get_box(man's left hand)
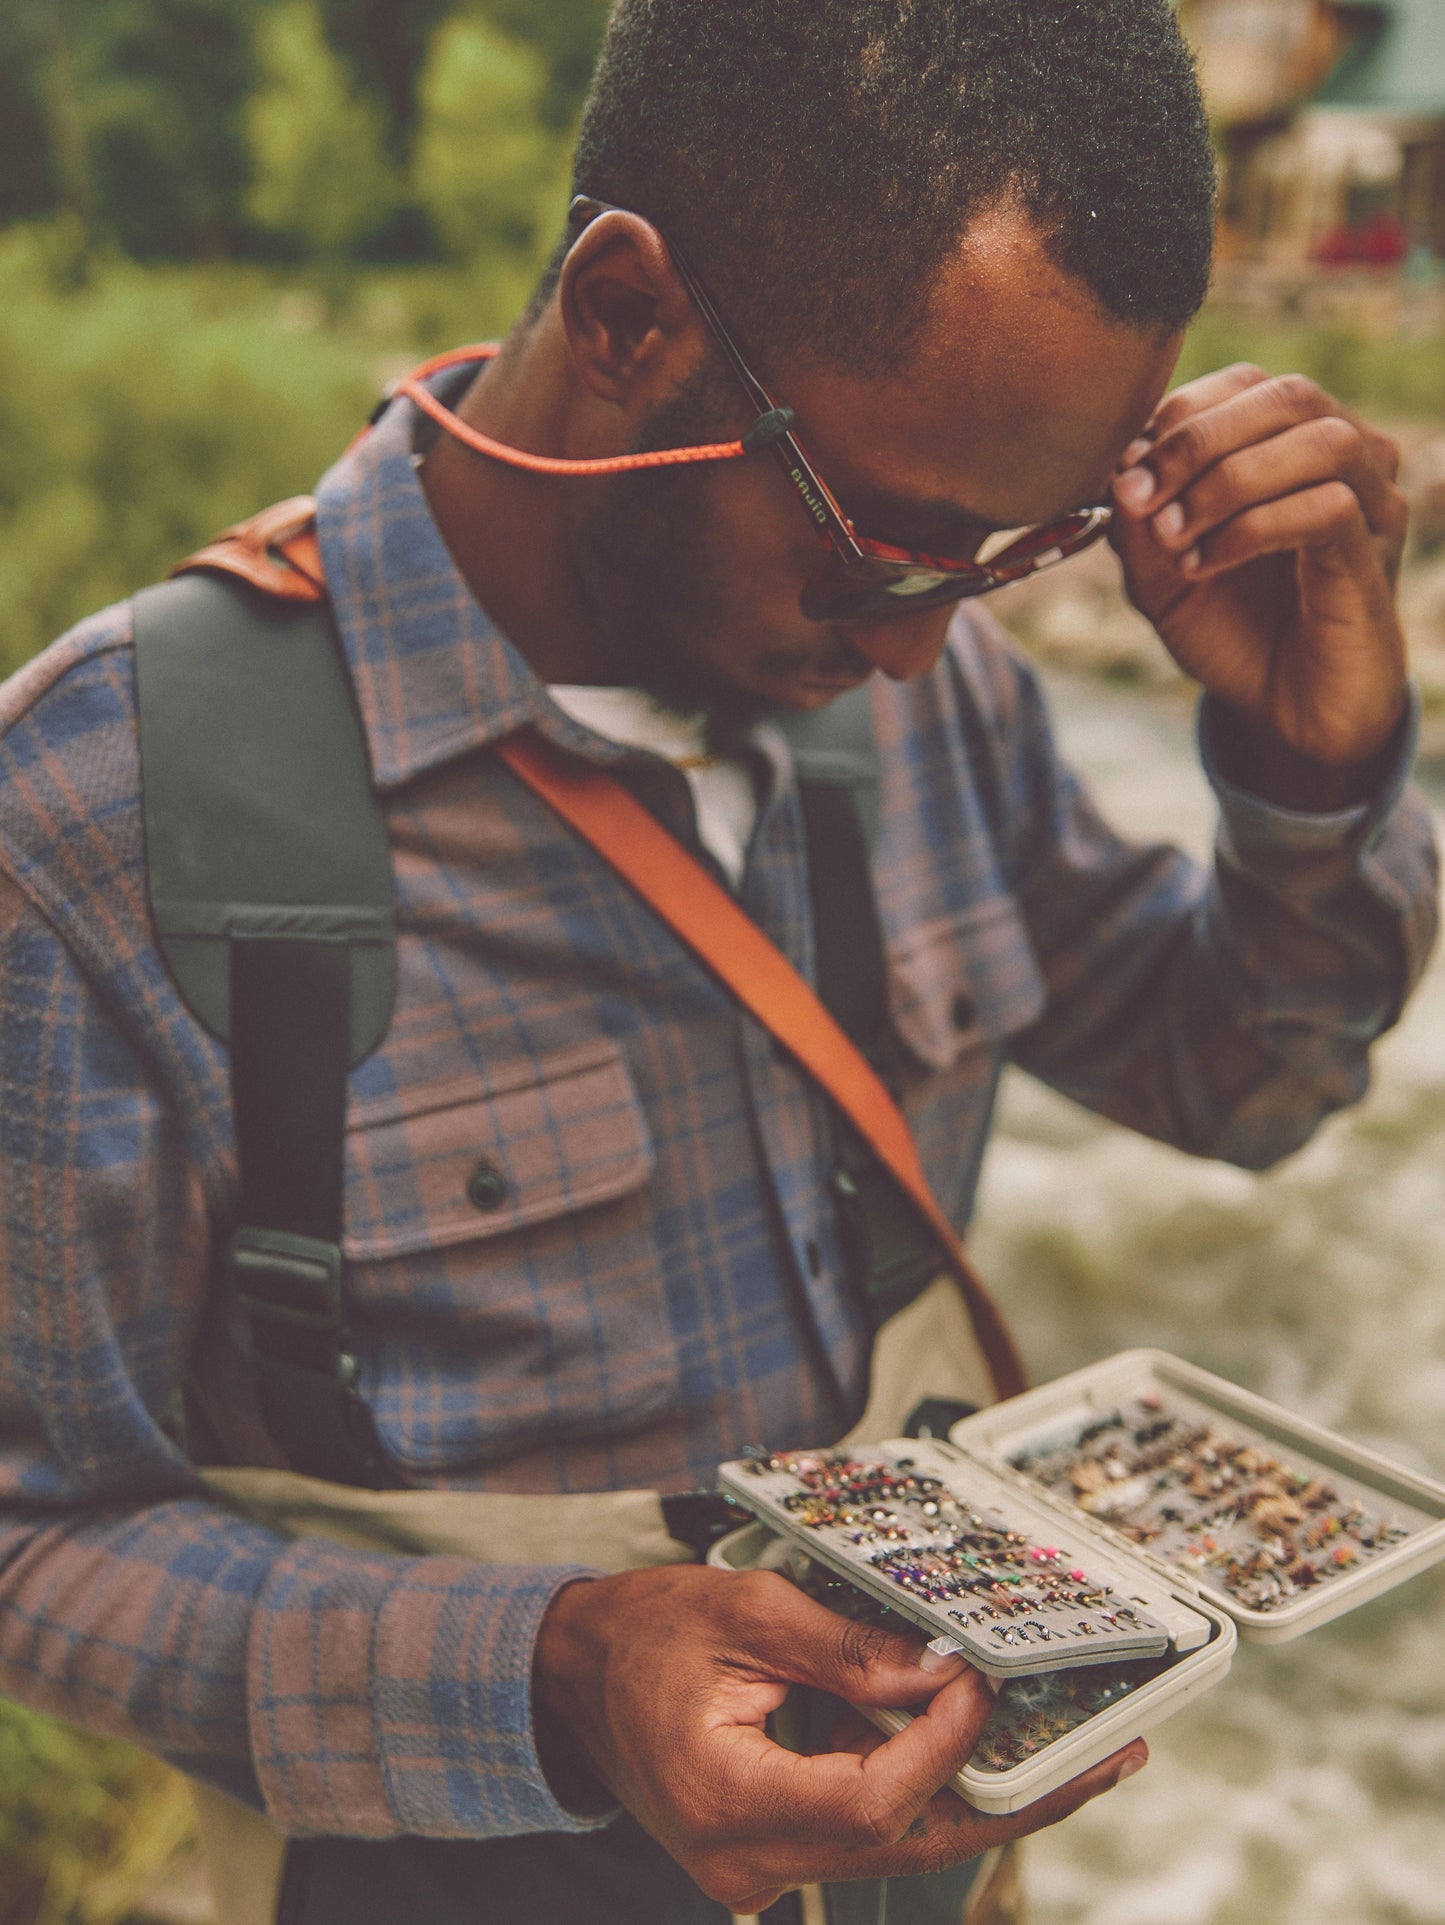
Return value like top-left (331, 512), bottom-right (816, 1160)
top-left (1110, 363), bottom-right (1410, 810)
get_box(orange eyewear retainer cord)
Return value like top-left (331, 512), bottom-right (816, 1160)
top-left (391, 343), bottom-right (795, 479)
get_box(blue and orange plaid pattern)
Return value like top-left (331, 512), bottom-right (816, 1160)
top-left (0, 380), bottom-right (1434, 1838)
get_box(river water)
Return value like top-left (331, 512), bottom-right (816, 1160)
top-left (976, 668), bottom-right (1445, 1925)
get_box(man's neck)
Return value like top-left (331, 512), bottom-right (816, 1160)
top-left (416, 320), bottom-right (619, 685)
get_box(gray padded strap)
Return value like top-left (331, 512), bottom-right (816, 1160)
top-left (774, 681), bottom-right (880, 850)
top-left (133, 574), bottom-right (396, 1067)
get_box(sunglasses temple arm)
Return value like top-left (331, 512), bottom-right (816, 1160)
top-left (656, 252), bottom-right (852, 544)
top-left (569, 195), bottom-right (856, 548)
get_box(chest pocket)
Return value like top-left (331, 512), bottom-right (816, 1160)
top-left (887, 897), bottom-right (1045, 1073)
top-left (342, 1037), bottom-right (672, 1471)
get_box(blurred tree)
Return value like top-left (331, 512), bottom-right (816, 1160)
top-left (248, 0), bottom-right (405, 262)
top-left (412, 11), bottom-right (572, 270)
top-left (0, 1), bottom-right (265, 259)
top-left (318, 0), bottom-right (455, 163)
top-left (0, 69), bottom-right (57, 226)
top-left (316, 0), bottom-right (609, 160)
top-left (82, 0), bottom-right (265, 258)
top-left (0, 3), bottom-right (92, 237)
top-left (481, 0), bottom-right (611, 131)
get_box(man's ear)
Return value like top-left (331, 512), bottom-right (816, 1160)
top-left (558, 211), bottom-right (701, 404)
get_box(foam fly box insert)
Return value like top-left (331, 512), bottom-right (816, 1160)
top-left (716, 1442), bottom-right (1207, 1677)
top-left (712, 1349), bottom-right (1445, 1813)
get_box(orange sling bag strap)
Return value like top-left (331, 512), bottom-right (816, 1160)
top-left (174, 503), bottom-right (1028, 1405)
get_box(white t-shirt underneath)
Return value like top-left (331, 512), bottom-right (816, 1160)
top-left (548, 685), bottom-right (757, 891)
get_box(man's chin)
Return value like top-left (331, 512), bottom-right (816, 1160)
top-left (623, 626), bottom-right (873, 723)
top-left (731, 663), bottom-right (873, 711)
top-left (771, 674), bottom-right (872, 709)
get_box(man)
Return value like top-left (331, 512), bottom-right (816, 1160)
top-left (0, 2), bottom-right (1433, 1922)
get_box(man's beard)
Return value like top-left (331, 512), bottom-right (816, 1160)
top-left (566, 364), bottom-right (770, 734)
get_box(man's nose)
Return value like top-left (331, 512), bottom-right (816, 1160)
top-left (842, 609), bottom-right (955, 681)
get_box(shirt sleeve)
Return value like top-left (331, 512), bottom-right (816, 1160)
top-left (999, 665), bottom-right (1438, 1169)
top-left (0, 868), bottom-right (605, 1841)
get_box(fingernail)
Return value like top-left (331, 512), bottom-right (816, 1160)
top-left (1112, 467), bottom-right (1155, 511)
top-left (1180, 546), bottom-right (1201, 575)
top-left (1154, 501), bottom-right (1185, 540)
top-left (1114, 1751), bottom-right (1147, 1784)
top-left (919, 1644), bottom-right (966, 1674)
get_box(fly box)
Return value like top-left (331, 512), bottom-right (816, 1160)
top-left (713, 1348), bottom-right (1445, 1813)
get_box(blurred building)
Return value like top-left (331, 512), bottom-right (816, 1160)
top-left (1182, 0), bottom-right (1445, 268)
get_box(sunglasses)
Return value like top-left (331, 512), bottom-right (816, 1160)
top-left (395, 201), bottom-right (1112, 627)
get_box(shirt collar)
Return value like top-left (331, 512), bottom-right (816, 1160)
top-left (315, 361), bottom-right (631, 791)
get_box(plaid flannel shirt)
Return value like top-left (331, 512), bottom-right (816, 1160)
top-left (0, 379), bottom-right (1435, 1839)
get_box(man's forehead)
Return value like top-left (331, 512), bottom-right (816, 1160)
top-left (779, 205), bottom-right (1181, 529)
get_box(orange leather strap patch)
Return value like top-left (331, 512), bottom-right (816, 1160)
top-left (172, 495), bottom-right (325, 604)
top-left (171, 500), bottom-right (1026, 1403)
top-left (496, 730), bottom-right (1027, 1404)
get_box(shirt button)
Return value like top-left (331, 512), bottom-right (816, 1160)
top-left (466, 1159), bottom-right (509, 1212)
top-left (951, 991), bottom-right (975, 1031)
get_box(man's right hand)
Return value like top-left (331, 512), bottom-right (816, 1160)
top-left (532, 1564), bottom-right (1147, 1912)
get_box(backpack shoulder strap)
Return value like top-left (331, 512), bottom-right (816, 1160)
top-left (133, 569), bottom-right (395, 1066)
top-left (133, 507), bottom-right (399, 1486)
top-left (776, 693), bottom-right (946, 1331)
top-left (776, 686), bottom-right (885, 1054)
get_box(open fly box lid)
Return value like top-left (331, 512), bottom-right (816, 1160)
top-left (947, 1348), bottom-right (1445, 1645)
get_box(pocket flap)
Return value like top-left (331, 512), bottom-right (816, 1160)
top-left (344, 1038), bottom-right (654, 1260)
top-left (888, 899), bottom-right (1045, 1072)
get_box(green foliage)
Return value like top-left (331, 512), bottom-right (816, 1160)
top-left (0, 1700), bottom-right (195, 1925)
top-left (0, 0), bottom-right (610, 267)
top-left (0, 223), bottom-right (376, 678)
top-left (247, 1), bottom-right (405, 261)
top-left (412, 11), bottom-right (573, 275)
top-left (244, 1), bottom-right (577, 285)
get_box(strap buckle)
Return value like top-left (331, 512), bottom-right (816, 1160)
top-left (227, 1227), bottom-right (344, 1333)
top-left (660, 1491), bottom-right (749, 1557)
top-left (226, 1225), bottom-right (394, 1488)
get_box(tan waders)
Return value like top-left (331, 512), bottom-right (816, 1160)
top-left (190, 1276), bottom-right (1020, 1925)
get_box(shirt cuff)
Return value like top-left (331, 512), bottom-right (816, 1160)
top-left (1198, 687), bottom-right (1420, 856)
top-left (249, 1536), bottom-right (617, 1839)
